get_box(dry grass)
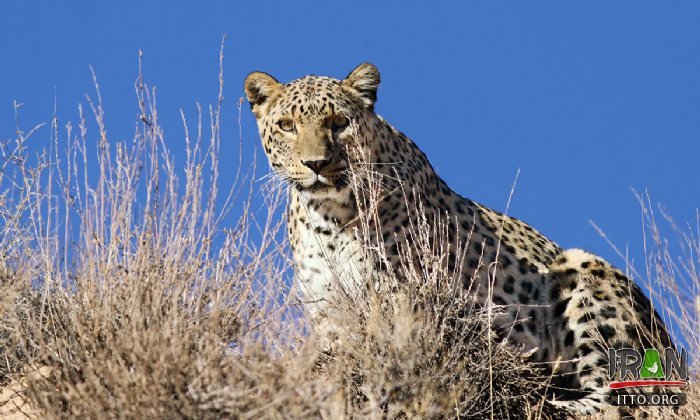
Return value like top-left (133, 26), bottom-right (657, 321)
top-left (0, 47), bottom-right (696, 419)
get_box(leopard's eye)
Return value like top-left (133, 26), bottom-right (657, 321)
top-left (278, 119), bottom-right (295, 132)
top-left (332, 115), bottom-right (349, 130)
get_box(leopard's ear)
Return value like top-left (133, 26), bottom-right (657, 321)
top-left (244, 72), bottom-right (282, 117)
top-left (343, 63), bottom-right (380, 109)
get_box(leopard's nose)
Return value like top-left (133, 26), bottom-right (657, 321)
top-left (301, 158), bottom-right (332, 174)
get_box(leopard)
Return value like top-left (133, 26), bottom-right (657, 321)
top-left (244, 63), bottom-right (674, 416)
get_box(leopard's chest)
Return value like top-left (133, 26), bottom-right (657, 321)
top-left (290, 190), bottom-right (366, 307)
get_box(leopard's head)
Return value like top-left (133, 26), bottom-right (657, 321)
top-left (244, 63), bottom-right (380, 193)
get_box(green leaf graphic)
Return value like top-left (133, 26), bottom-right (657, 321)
top-left (640, 349), bottom-right (665, 379)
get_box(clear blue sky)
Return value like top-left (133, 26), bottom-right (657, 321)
top-left (1, 2), bottom-right (699, 286)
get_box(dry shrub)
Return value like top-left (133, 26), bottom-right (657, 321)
top-left (0, 46), bottom-right (696, 419)
top-left (0, 50), bottom-right (293, 418)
